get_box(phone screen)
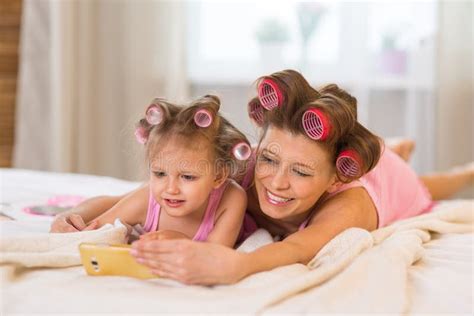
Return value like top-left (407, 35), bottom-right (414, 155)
top-left (23, 205), bottom-right (70, 216)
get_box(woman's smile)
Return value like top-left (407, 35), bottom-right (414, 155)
top-left (265, 188), bottom-right (294, 205)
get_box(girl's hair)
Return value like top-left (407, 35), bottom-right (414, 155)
top-left (253, 69), bottom-right (381, 183)
top-left (136, 95), bottom-right (250, 181)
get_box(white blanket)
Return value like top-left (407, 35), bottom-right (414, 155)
top-left (0, 168), bottom-right (472, 314)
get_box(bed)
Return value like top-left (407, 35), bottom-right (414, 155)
top-left (1, 168), bottom-right (472, 315)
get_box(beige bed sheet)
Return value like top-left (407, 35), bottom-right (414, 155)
top-left (0, 168), bottom-right (472, 315)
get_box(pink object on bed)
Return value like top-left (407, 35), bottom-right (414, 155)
top-left (23, 195), bottom-right (85, 216)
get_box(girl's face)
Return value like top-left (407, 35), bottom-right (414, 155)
top-left (254, 126), bottom-right (339, 222)
top-left (149, 137), bottom-right (224, 219)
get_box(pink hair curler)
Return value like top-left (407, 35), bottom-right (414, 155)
top-left (247, 99), bottom-right (265, 126)
top-left (336, 149), bottom-right (362, 178)
top-left (258, 78), bottom-right (284, 110)
top-left (232, 142), bottom-right (252, 160)
top-left (135, 126), bottom-right (148, 144)
top-left (194, 109), bottom-right (213, 128)
top-left (145, 104), bottom-right (164, 125)
top-left (302, 108), bottom-right (331, 140)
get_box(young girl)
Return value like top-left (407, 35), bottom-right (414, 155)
top-left (129, 69), bottom-right (473, 284)
top-left (50, 95), bottom-right (251, 247)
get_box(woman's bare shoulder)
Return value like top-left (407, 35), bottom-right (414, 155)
top-left (308, 187), bottom-right (378, 231)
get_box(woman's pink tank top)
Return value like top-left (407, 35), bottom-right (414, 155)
top-left (300, 146), bottom-right (435, 229)
top-left (143, 180), bottom-right (230, 241)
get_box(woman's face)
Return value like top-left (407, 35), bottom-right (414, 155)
top-left (254, 126), bottom-right (339, 222)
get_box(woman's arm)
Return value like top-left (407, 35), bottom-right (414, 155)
top-left (131, 187), bottom-right (376, 285)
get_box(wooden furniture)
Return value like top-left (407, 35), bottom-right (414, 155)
top-left (0, 0), bottom-right (22, 167)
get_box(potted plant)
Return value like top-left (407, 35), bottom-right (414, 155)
top-left (378, 31), bottom-right (407, 75)
top-left (255, 18), bottom-right (289, 68)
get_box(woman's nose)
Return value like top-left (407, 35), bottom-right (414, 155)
top-left (270, 167), bottom-right (290, 190)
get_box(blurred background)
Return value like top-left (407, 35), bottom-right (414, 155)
top-left (0, 0), bottom-right (472, 196)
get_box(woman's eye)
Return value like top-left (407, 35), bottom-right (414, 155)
top-left (293, 169), bottom-right (311, 177)
top-left (182, 175), bottom-right (197, 181)
top-left (259, 154), bottom-right (276, 164)
top-left (153, 171), bottom-right (166, 178)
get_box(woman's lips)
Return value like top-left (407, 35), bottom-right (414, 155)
top-left (265, 189), bottom-right (294, 206)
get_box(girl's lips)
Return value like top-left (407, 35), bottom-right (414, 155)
top-left (265, 189), bottom-right (294, 206)
top-left (164, 198), bottom-right (185, 208)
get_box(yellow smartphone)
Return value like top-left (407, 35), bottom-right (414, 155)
top-left (79, 242), bottom-right (158, 279)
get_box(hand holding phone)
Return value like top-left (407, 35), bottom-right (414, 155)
top-left (79, 243), bottom-right (158, 279)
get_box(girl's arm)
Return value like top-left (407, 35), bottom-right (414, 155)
top-left (50, 183), bottom-right (147, 233)
top-left (92, 184), bottom-right (149, 227)
top-left (131, 187), bottom-right (377, 285)
top-left (205, 181), bottom-right (247, 247)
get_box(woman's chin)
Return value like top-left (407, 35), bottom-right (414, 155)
top-left (260, 199), bottom-right (293, 219)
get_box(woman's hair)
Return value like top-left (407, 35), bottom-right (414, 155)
top-left (136, 95), bottom-right (250, 181)
top-left (252, 69), bottom-right (381, 183)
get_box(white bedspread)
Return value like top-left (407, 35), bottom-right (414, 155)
top-left (1, 168), bottom-right (472, 315)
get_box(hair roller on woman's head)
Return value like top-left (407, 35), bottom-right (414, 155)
top-left (336, 149), bottom-right (363, 179)
top-left (334, 123), bottom-right (381, 182)
top-left (258, 78), bottom-right (285, 110)
top-left (248, 97), bottom-right (265, 126)
top-left (255, 70), bottom-right (322, 133)
top-left (301, 108), bottom-right (332, 141)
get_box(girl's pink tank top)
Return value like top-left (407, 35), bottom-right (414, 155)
top-left (142, 180), bottom-right (230, 241)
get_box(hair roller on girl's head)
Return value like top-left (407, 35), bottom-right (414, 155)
top-left (194, 109), bottom-right (213, 128)
top-left (134, 126), bottom-right (149, 144)
top-left (258, 78), bottom-right (284, 110)
top-left (336, 149), bottom-right (362, 178)
top-left (248, 97), bottom-right (265, 126)
top-left (232, 142), bottom-right (251, 161)
top-left (301, 108), bottom-right (331, 140)
top-left (145, 104), bottom-right (164, 125)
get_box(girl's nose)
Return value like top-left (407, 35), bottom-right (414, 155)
top-left (166, 178), bottom-right (180, 194)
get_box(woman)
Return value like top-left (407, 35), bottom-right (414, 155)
top-left (128, 69), bottom-right (473, 284)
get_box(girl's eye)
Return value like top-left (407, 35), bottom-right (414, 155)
top-left (182, 175), bottom-right (197, 181)
top-left (153, 171), bottom-right (166, 178)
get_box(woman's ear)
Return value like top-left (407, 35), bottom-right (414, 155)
top-left (326, 174), bottom-right (343, 194)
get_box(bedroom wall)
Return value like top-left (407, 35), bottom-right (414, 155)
top-left (437, 1), bottom-right (473, 198)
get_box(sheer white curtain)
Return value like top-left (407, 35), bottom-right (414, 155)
top-left (14, 0), bottom-right (188, 181)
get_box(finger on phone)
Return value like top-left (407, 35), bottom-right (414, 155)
top-left (83, 220), bottom-right (99, 231)
top-left (69, 214), bottom-right (87, 230)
